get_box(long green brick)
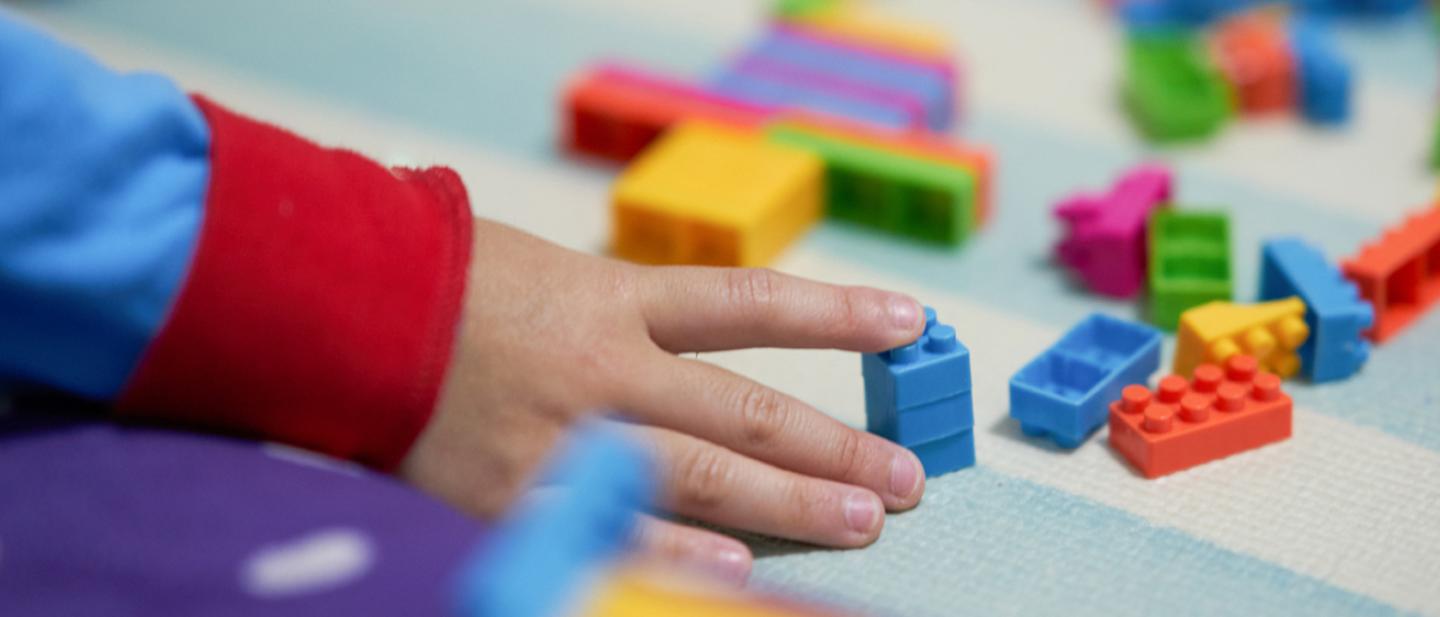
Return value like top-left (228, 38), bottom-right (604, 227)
top-left (766, 124), bottom-right (975, 246)
top-left (1431, 108), bottom-right (1440, 171)
top-left (1148, 209), bottom-right (1232, 330)
top-left (1124, 32), bottom-right (1232, 143)
top-left (774, 0), bottom-right (842, 18)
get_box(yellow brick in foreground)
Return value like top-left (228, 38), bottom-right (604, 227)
top-left (1174, 298), bottom-right (1310, 378)
top-left (612, 121), bottom-right (823, 267)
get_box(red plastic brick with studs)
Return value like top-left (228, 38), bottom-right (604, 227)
top-left (1108, 355), bottom-right (1292, 479)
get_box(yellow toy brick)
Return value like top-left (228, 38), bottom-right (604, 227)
top-left (1174, 298), bottom-right (1310, 378)
top-left (783, 4), bottom-right (952, 59)
top-left (611, 121), bottom-right (823, 267)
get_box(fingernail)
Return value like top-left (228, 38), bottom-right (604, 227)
top-left (889, 295), bottom-right (921, 331)
top-left (703, 543), bottom-right (753, 586)
top-left (843, 492), bottom-right (881, 534)
top-left (889, 452), bottom-right (922, 500)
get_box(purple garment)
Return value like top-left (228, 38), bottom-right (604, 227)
top-left (0, 404), bottom-right (487, 616)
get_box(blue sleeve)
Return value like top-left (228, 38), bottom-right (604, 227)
top-left (0, 11), bottom-right (210, 399)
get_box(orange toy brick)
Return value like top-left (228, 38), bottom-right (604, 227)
top-left (1341, 206), bottom-right (1440, 343)
top-left (1109, 355), bottom-right (1292, 479)
top-left (1212, 14), bottom-right (1295, 115)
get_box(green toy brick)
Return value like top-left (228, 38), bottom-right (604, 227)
top-left (1123, 32), bottom-right (1233, 143)
top-left (766, 124), bottom-right (975, 246)
top-left (775, 0), bottom-right (842, 17)
top-left (1148, 209), bottom-right (1232, 330)
top-left (1431, 109), bottom-right (1440, 171)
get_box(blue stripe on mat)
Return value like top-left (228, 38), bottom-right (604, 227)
top-left (750, 466), bottom-right (1405, 617)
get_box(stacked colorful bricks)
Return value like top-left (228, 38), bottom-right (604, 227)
top-left (1118, 1), bottom-right (1356, 142)
top-left (862, 308), bottom-right (976, 477)
top-left (560, 0), bottom-right (993, 267)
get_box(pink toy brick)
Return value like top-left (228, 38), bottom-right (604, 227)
top-left (725, 55), bottom-right (931, 131)
top-left (1054, 164), bottom-right (1173, 298)
top-left (772, 22), bottom-right (960, 102)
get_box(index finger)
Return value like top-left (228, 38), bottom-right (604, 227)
top-left (636, 266), bottom-right (925, 353)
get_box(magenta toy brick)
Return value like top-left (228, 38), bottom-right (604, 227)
top-left (1054, 164), bottom-right (1173, 298)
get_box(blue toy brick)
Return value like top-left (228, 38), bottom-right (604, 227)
top-left (862, 306), bottom-right (972, 412)
top-left (868, 392), bottom-right (974, 447)
top-left (1296, 0), bottom-right (1423, 17)
top-left (708, 67), bottom-right (914, 131)
top-left (1259, 237), bottom-right (1373, 382)
top-left (1122, 0), bottom-right (1255, 27)
top-left (1009, 313), bottom-right (1161, 449)
top-left (1291, 18), bottom-right (1351, 125)
top-left (745, 29), bottom-right (953, 131)
top-left (909, 429), bottom-right (975, 477)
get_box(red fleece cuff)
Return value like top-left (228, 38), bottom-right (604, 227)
top-left (117, 96), bottom-right (473, 471)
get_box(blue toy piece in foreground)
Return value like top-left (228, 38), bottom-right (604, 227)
top-left (1009, 313), bottom-right (1161, 448)
top-left (1291, 18), bottom-right (1352, 124)
top-left (1259, 237), bottom-right (1373, 382)
top-left (454, 421), bottom-right (655, 617)
top-left (863, 306), bottom-right (975, 477)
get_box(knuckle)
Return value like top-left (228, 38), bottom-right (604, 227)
top-left (833, 428), bottom-right (870, 483)
top-left (726, 268), bottom-right (780, 316)
top-left (782, 477), bottom-right (825, 529)
top-left (674, 447), bottom-right (734, 510)
top-left (832, 286), bottom-right (866, 337)
top-left (735, 384), bottom-right (789, 448)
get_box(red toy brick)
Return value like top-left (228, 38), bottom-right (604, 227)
top-left (562, 64), bottom-right (771, 164)
top-left (1341, 206), bottom-right (1440, 344)
top-left (1108, 355), bottom-right (1292, 479)
top-left (1212, 15), bottom-right (1296, 115)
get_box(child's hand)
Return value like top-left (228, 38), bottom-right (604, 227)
top-left (401, 219), bottom-right (928, 584)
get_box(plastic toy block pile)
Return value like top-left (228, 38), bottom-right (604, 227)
top-left (1003, 162), bottom-right (1440, 478)
top-left (561, 0), bottom-right (993, 267)
top-left (1113, 0), bottom-right (1426, 142)
top-left (867, 188), bottom-right (1435, 478)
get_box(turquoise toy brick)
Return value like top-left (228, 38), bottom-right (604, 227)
top-left (1009, 313), bottom-right (1162, 448)
top-left (1148, 209), bottom-right (1233, 330)
top-left (862, 306), bottom-right (975, 477)
top-left (1259, 237), bottom-right (1373, 382)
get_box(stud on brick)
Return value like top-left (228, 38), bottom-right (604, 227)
top-left (1109, 355), bottom-right (1292, 479)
